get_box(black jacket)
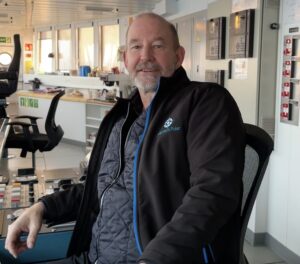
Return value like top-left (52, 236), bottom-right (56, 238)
top-left (41, 67), bottom-right (245, 263)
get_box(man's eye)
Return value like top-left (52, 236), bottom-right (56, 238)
top-left (153, 44), bottom-right (163, 49)
top-left (131, 45), bottom-right (141, 50)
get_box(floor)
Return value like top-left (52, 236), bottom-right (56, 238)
top-left (4, 101), bottom-right (288, 264)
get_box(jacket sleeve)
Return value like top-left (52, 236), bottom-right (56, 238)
top-left (139, 85), bottom-right (245, 263)
top-left (39, 183), bottom-right (84, 224)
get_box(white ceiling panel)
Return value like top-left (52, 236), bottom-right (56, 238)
top-left (0, 0), bottom-right (161, 29)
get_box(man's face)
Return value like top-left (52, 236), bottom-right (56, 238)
top-left (124, 16), bottom-right (184, 94)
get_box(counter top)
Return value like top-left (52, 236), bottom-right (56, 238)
top-left (16, 90), bottom-right (115, 107)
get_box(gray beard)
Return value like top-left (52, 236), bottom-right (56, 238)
top-left (133, 75), bottom-right (159, 94)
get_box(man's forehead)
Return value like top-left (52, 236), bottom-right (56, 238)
top-left (127, 18), bottom-right (171, 42)
top-left (129, 16), bottom-right (169, 31)
top-left (128, 36), bottom-right (165, 44)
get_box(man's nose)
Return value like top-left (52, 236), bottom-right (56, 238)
top-left (140, 46), bottom-right (154, 61)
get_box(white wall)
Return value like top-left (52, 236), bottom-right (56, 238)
top-left (164, 0), bottom-right (216, 20)
top-left (267, 0), bottom-right (300, 256)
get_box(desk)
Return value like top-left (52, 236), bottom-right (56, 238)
top-left (0, 218), bottom-right (73, 264)
top-left (0, 167), bottom-right (81, 263)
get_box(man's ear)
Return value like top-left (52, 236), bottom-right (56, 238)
top-left (123, 50), bottom-right (128, 68)
top-left (175, 46), bottom-right (185, 68)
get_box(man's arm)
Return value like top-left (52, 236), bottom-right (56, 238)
top-left (5, 202), bottom-right (45, 258)
top-left (39, 183), bottom-right (85, 224)
top-left (5, 183), bottom-right (84, 258)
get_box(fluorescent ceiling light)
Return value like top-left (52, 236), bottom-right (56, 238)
top-left (85, 6), bottom-right (114, 12)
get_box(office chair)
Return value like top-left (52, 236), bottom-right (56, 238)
top-left (0, 34), bottom-right (21, 118)
top-left (240, 124), bottom-right (274, 264)
top-left (5, 90), bottom-right (65, 175)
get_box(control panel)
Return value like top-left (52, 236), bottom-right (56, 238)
top-left (0, 182), bottom-right (44, 209)
top-left (229, 9), bottom-right (255, 58)
top-left (206, 17), bottom-right (226, 60)
top-left (281, 34), bottom-right (300, 125)
top-left (205, 70), bottom-right (225, 86)
top-left (0, 168), bottom-right (81, 237)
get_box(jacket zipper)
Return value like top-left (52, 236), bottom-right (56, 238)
top-left (133, 104), bottom-right (153, 255)
top-left (133, 80), bottom-right (160, 255)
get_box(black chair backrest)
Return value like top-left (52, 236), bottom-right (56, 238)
top-left (0, 34), bottom-right (21, 99)
top-left (43, 90), bottom-right (65, 151)
top-left (8, 34), bottom-right (22, 73)
top-left (240, 123), bottom-right (274, 262)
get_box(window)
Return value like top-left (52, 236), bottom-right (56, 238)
top-left (38, 31), bottom-right (53, 73)
top-left (100, 24), bottom-right (119, 71)
top-left (0, 52), bottom-right (12, 66)
top-left (78, 27), bottom-right (94, 68)
top-left (57, 28), bottom-right (71, 71)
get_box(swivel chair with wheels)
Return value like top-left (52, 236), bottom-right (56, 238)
top-left (0, 34), bottom-right (21, 118)
top-left (5, 90), bottom-right (65, 175)
top-left (239, 124), bottom-right (274, 264)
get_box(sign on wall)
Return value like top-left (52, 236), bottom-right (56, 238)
top-left (0, 36), bottom-right (12, 44)
top-left (20, 97), bottom-right (39, 108)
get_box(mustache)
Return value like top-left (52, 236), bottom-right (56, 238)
top-left (135, 62), bottom-right (161, 71)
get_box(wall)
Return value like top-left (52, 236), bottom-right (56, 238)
top-left (267, 0), bottom-right (300, 257)
top-left (165, 0), bottom-right (216, 20)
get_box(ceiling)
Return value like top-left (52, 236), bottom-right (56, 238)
top-left (0, 0), bottom-right (161, 29)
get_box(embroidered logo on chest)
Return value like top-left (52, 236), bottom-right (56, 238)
top-left (158, 117), bottom-right (182, 136)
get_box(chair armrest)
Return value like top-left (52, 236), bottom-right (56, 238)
top-left (15, 115), bottom-right (42, 120)
top-left (7, 121), bottom-right (38, 133)
top-left (7, 121), bottom-right (35, 127)
top-left (13, 116), bottom-right (41, 134)
top-left (0, 71), bottom-right (18, 80)
top-left (6, 121), bottom-right (35, 152)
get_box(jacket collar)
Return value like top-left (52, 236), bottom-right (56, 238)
top-left (159, 66), bottom-right (190, 93)
top-left (118, 66), bottom-right (190, 114)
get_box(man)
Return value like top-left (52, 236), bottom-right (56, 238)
top-left (5, 13), bottom-right (245, 264)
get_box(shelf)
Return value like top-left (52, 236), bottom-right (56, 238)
top-left (85, 103), bottom-right (113, 151)
top-left (291, 56), bottom-right (300, 62)
top-left (86, 117), bottom-right (102, 122)
top-left (85, 124), bottom-right (99, 129)
top-left (290, 78), bottom-right (300, 83)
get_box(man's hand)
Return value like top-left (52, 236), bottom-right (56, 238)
top-left (5, 202), bottom-right (45, 258)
